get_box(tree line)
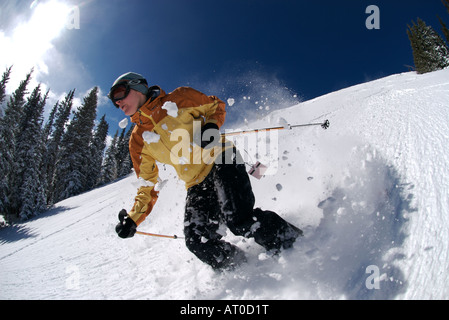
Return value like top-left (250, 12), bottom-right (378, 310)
top-left (0, 67), bottom-right (134, 225)
top-left (407, 0), bottom-right (449, 74)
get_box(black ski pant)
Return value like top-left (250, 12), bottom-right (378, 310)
top-left (184, 159), bottom-right (302, 270)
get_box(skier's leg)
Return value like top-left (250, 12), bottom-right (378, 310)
top-left (251, 208), bottom-right (303, 252)
top-left (213, 157), bottom-right (303, 253)
top-left (184, 170), bottom-right (246, 270)
top-left (213, 161), bottom-right (256, 233)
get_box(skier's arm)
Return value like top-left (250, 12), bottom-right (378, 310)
top-left (126, 127), bottom-right (160, 227)
top-left (203, 95), bottom-right (226, 128)
top-left (170, 87), bottom-right (226, 128)
top-left (128, 156), bottom-right (159, 226)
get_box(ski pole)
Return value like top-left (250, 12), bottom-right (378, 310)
top-left (290, 119), bottom-right (330, 130)
top-left (136, 231), bottom-right (184, 240)
top-left (221, 119), bottom-right (330, 137)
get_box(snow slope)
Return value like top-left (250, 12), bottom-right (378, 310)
top-left (1, 68), bottom-right (449, 300)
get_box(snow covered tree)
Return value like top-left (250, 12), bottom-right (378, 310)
top-left (98, 130), bottom-right (119, 185)
top-left (53, 87), bottom-right (98, 203)
top-left (44, 90), bottom-right (75, 205)
top-left (0, 66), bottom-right (12, 224)
top-left (97, 124), bottom-right (134, 186)
top-left (407, 18), bottom-right (449, 74)
top-left (43, 101), bottom-right (58, 144)
top-left (117, 124), bottom-right (134, 178)
top-left (85, 114), bottom-right (109, 189)
top-left (0, 66), bottom-right (12, 114)
top-left (115, 126), bottom-right (134, 178)
top-left (15, 85), bottom-right (48, 219)
top-left (0, 70), bottom-right (32, 219)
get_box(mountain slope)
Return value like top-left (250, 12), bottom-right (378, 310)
top-left (1, 68), bottom-right (448, 299)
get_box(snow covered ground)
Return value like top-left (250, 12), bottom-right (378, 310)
top-left (1, 68), bottom-right (448, 300)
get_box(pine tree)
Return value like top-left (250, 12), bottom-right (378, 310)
top-left (85, 114), bottom-right (109, 189)
top-left (43, 100), bottom-right (58, 144)
top-left (99, 130), bottom-right (119, 185)
top-left (0, 70), bottom-right (33, 219)
top-left (36, 90), bottom-right (50, 209)
top-left (407, 18), bottom-right (449, 74)
top-left (117, 124), bottom-right (134, 178)
top-left (44, 90), bottom-right (75, 205)
top-left (0, 66), bottom-right (12, 113)
top-left (53, 87), bottom-right (98, 202)
top-left (0, 66), bottom-right (12, 224)
top-left (115, 128), bottom-right (129, 178)
top-left (15, 85), bottom-right (48, 219)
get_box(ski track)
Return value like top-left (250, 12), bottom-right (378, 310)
top-left (1, 69), bottom-right (449, 299)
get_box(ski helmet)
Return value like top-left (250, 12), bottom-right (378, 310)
top-left (108, 72), bottom-right (149, 107)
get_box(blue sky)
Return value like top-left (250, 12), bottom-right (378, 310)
top-left (1, 0), bottom-right (448, 135)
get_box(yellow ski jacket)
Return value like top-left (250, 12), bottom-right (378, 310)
top-left (128, 86), bottom-right (227, 226)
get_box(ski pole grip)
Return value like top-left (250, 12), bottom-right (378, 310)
top-left (321, 120), bottom-right (330, 130)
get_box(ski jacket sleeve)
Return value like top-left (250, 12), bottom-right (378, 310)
top-left (167, 87), bottom-right (226, 128)
top-left (128, 127), bottom-right (159, 226)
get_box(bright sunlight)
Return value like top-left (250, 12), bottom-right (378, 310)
top-left (0, 0), bottom-right (72, 82)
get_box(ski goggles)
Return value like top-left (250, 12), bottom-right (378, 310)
top-left (108, 79), bottom-right (148, 108)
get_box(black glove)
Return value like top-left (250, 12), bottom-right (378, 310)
top-left (115, 209), bottom-right (137, 239)
top-left (201, 122), bottom-right (220, 149)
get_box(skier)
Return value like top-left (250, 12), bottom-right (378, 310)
top-left (110, 72), bottom-right (302, 270)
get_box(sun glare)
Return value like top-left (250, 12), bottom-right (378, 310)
top-left (4, 0), bottom-right (72, 76)
top-left (28, 1), bottom-right (72, 40)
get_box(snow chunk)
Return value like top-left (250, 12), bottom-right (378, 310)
top-left (162, 101), bottom-right (179, 117)
top-left (258, 252), bottom-right (270, 261)
top-left (142, 131), bottom-right (160, 144)
top-left (132, 177), bottom-right (155, 188)
top-left (250, 221), bottom-right (261, 233)
top-left (268, 273), bottom-right (283, 281)
top-left (227, 98), bottom-right (235, 106)
top-left (154, 178), bottom-right (168, 191)
top-left (278, 117), bottom-right (290, 129)
top-left (118, 118), bottom-right (128, 129)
